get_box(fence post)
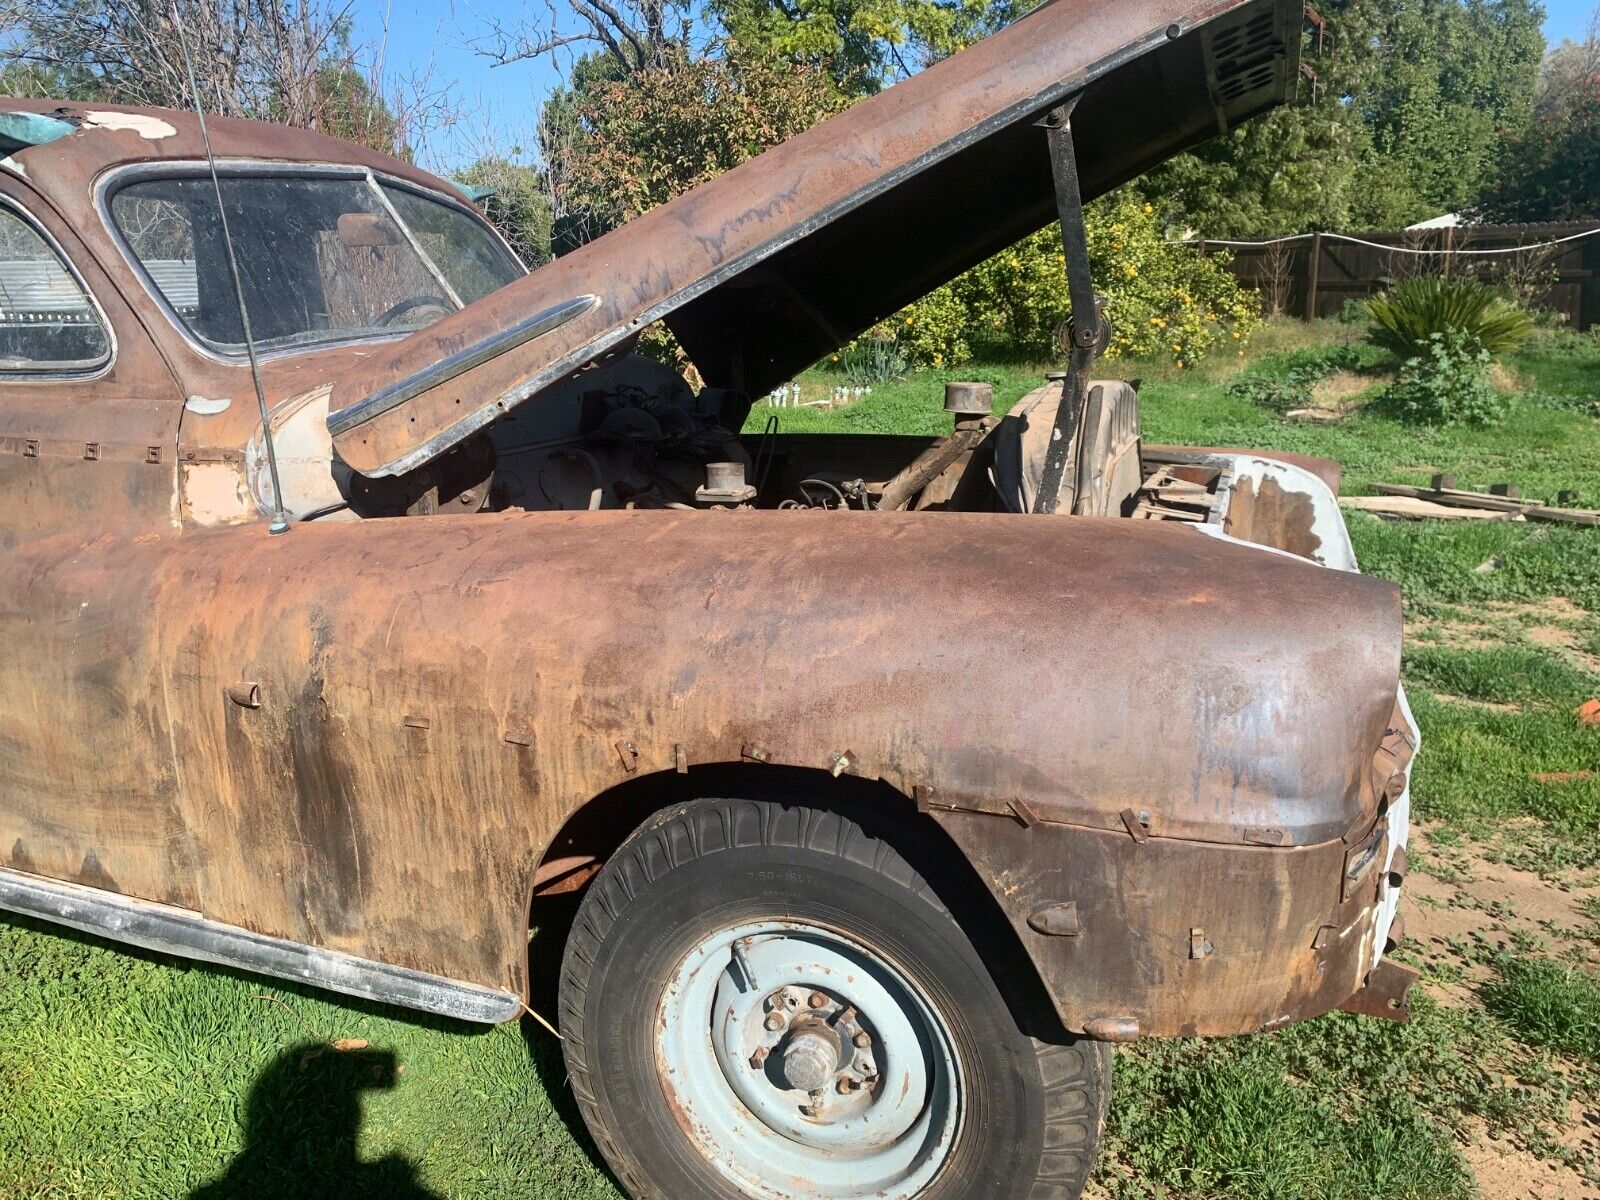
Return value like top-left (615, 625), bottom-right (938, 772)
top-left (1584, 231), bottom-right (1600, 333)
top-left (1304, 233), bottom-right (1322, 322)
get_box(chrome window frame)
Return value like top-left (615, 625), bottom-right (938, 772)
top-left (94, 160), bottom-right (526, 366)
top-left (0, 191), bottom-right (117, 381)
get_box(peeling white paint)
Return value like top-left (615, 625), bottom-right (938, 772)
top-left (184, 395), bottom-right (232, 416)
top-left (83, 111), bottom-right (177, 140)
top-left (0, 156), bottom-right (27, 178)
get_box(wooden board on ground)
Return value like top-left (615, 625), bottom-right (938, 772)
top-left (1341, 495), bottom-right (1524, 521)
top-left (1370, 483), bottom-right (1600, 526)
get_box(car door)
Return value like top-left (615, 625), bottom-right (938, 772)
top-left (0, 178), bottom-right (196, 908)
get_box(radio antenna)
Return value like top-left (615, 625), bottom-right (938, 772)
top-left (171, 0), bottom-right (291, 535)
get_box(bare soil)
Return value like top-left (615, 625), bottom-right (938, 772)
top-left (1408, 827), bottom-right (1600, 1198)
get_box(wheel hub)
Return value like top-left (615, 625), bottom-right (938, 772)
top-left (778, 1022), bottom-right (842, 1094)
top-left (657, 921), bottom-right (962, 1200)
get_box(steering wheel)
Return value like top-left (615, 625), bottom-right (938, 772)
top-left (377, 294), bottom-right (452, 327)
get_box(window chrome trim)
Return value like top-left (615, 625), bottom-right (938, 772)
top-left (0, 865), bottom-right (524, 1024)
top-left (327, 293), bottom-right (600, 436)
top-left (93, 160), bottom-right (526, 367)
top-left (0, 191), bottom-right (117, 381)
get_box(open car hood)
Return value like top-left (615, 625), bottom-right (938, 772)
top-left (328, 0), bottom-right (1302, 477)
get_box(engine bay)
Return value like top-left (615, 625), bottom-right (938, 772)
top-left (307, 350), bottom-right (1334, 576)
top-left (341, 353), bottom-right (1149, 520)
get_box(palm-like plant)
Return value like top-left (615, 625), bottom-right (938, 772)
top-left (1367, 276), bottom-right (1536, 359)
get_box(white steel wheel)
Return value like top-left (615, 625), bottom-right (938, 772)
top-left (657, 919), bottom-right (961, 1199)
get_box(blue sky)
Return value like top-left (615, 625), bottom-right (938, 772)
top-left (363, 0), bottom-right (1599, 170)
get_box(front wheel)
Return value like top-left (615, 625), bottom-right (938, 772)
top-left (558, 799), bottom-right (1109, 1200)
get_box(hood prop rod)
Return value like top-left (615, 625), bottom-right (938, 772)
top-left (1032, 99), bottom-right (1106, 516)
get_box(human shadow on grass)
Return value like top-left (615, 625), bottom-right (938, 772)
top-left (189, 1043), bottom-right (443, 1200)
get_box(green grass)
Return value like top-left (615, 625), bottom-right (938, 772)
top-left (1349, 518), bottom-right (1600, 615)
top-left (1104, 986), bottom-right (1572, 1200)
top-left (1404, 645), bottom-right (1595, 709)
top-left (753, 323), bottom-right (1600, 502)
top-left (5, 317), bottom-right (1599, 1199)
top-left (1482, 954), bottom-right (1600, 1061)
top-left (1508, 330), bottom-right (1600, 403)
top-left (0, 915), bottom-right (615, 1199)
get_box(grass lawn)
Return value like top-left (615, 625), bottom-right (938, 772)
top-left (3, 320), bottom-right (1598, 1199)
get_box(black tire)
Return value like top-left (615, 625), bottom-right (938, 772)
top-left (559, 798), bottom-right (1110, 1200)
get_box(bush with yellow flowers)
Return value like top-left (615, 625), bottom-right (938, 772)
top-left (895, 285), bottom-right (971, 368)
top-left (867, 193), bottom-right (1260, 369)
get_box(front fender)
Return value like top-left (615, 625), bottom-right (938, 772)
top-left (136, 508), bottom-right (1399, 1003)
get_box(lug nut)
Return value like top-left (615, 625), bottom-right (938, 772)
top-left (764, 1012), bottom-right (786, 1032)
top-left (852, 1031), bottom-right (871, 1049)
top-left (749, 1047), bottom-right (769, 1069)
top-left (807, 991), bottom-right (829, 1009)
top-left (837, 1077), bottom-right (859, 1094)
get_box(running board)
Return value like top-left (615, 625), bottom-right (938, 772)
top-left (0, 867), bottom-right (523, 1025)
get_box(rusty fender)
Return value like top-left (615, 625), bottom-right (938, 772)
top-left (935, 811), bottom-right (1404, 1038)
top-left (0, 509), bottom-right (1400, 1026)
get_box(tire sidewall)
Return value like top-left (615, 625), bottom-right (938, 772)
top-left (564, 804), bottom-right (1061, 1200)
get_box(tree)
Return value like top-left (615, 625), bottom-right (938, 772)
top-left (0, 0), bottom-right (451, 157)
top-left (708, 0), bottom-right (1018, 93)
top-left (474, 0), bottom-right (692, 77)
top-left (5, 0), bottom-right (352, 123)
top-left (455, 156), bottom-right (554, 265)
top-left (1474, 9), bottom-right (1600, 221)
top-left (543, 45), bottom-right (845, 252)
top-left (1140, 0), bottom-right (1546, 235)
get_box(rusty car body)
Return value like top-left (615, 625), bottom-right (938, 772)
top-left (0, 0), bottom-right (1417, 1195)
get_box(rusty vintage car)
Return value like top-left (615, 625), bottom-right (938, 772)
top-left (0, 0), bottom-right (1418, 1196)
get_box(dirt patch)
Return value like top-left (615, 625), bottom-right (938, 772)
top-left (1529, 623), bottom-right (1600, 674)
top-left (1408, 826), bottom-right (1600, 969)
top-left (1488, 362), bottom-right (1528, 394)
top-left (1405, 827), bottom-right (1600, 1195)
top-left (1408, 599), bottom-right (1600, 675)
top-left (1315, 369), bottom-right (1386, 407)
top-left (1432, 692), bottom-right (1524, 713)
top-left (1286, 370), bottom-right (1390, 423)
top-left (1462, 1125), bottom-right (1599, 1200)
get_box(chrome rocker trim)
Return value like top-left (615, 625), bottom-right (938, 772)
top-left (0, 866), bottom-right (523, 1024)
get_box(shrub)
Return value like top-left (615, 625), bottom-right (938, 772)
top-left (957, 194), bottom-right (1262, 364)
top-left (895, 284), bottom-right (972, 368)
top-left (1367, 276), bottom-right (1536, 360)
top-left (1376, 330), bottom-right (1511, 426)
top-left (835, 334), bottom-right (909, 384)
top-left (875, 193), bottom-right (1262, 369)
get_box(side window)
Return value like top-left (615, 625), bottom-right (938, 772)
top-left (0, 205), bottom-right (111, 372)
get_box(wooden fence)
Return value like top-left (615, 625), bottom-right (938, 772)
top-left (1199, 223), bottom-right (1600, 330)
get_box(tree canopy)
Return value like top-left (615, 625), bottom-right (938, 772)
top-left (1141, 0), bottom-right (1546, 235)
top-left (1474, 22), bottom-right (1600, 221)
top-left (708, 0), bottom-right (1018, 92)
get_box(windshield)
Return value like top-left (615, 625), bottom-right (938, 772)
top-left (109, 172), bottom-right (523, 355)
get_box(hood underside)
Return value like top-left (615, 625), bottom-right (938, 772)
top-left (329, 0), bottom-right (1303, 477)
